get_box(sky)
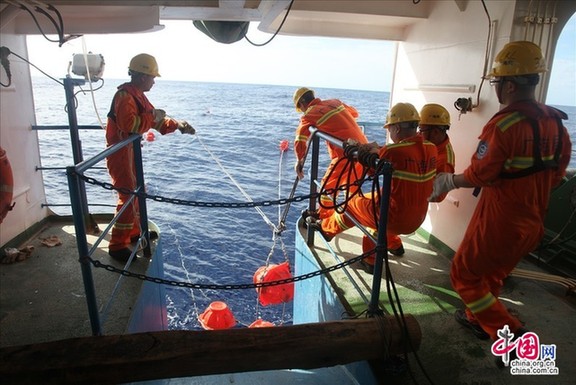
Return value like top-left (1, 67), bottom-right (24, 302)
top-left (26, 14), bottom-right (575, 105)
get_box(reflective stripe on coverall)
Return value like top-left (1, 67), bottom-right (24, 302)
top-left (106, 83), bottom-right (179, 251)
top-left (451, 101), bottom-right (572, 340)
top-left (294, 98), bottom-right (368, 219)
top-left (321, 135), bottom-right (437, 257)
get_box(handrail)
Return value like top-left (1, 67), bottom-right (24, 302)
top-left (32, 124), bottom-right (103, 130)
top-left (305, 128), bottom-right (393, 316)
top-left (66, 133), bottom-right (152, 336)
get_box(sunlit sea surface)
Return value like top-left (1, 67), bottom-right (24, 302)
top-left (32, 77), bottom-right (392, 329)
top-left (32, 76), bottom-right (575, 329)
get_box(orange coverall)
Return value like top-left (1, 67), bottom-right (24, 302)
top-left (106, 83), bottom-right (179, 252)
top-left (432, 135), bottom-right (456, 202)
top-left (321, 135), bottom-right (437, 257)
top-left (294, 98), bottom-right (368, 219)
top-left (451, 101), bottom-right (572, 340)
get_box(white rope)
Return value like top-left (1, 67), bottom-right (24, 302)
top-left (278, 145), bottom-right (285, 224)
top-left (195, 133), bottom-right (278, 233)
top-left (277, 142), bottom-right (291, 264)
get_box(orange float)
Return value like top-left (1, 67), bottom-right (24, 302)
top-left (145, 131), bottom-right (155, 142)
top-left (0, 146), bottom-right (14, 224)
top-left (198, 301), bottom-right (236, 330)
top-left (248, 319), bottom-right (275, 328)
top-left (279, 139), bottom-right (289, 152)
top-left (253, 261), bottom-right (294, 306)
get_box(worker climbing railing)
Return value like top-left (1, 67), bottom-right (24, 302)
top-left (303, 127), bottom-right (394, 316)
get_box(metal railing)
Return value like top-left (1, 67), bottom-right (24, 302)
top-left (67, 134), bottom-right (152, 336)
top-left (32, 77), bottom-right (108, 211)
top-left (304, 128), bottom-right (393, 316)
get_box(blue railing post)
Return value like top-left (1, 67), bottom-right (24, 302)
top-left (307, 134), bottom-right (321, 247)
top-left (367, 161), bottom-right (393, 316)
top-left (66, 165), bottom-right (102, 336)
top-left (132, 137), bottom-right (151, 257)
top-left (63, 77), bottom-right (94, 233)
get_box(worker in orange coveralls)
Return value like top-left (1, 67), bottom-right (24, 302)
top-left (310, 103), bottom-right (437, 273)
top-left (106, 53), bottom-right (195, 261)
top-left (429, 41), bottom-right (572, 352)
top-left (418, 103), bottom-right (455, 203)
top-left (292, 87), bottom-right (368, 220)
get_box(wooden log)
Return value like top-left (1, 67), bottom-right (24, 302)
top-left (0, 315), bottom-right (420, 384)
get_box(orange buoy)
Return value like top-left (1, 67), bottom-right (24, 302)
top-left (248, 319), bottom-right (275, 328)
top-left (253, 261), bottom-right (294, 306)
top-left (198, 301), bottom-right (236, 330)
top-left (145, 131), bottom-right (155, 142)
top-left (279, 140), bottom-right (289, 152)
top-left (0, 146), bottom-right (15, 224)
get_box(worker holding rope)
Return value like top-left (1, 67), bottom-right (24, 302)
top-left (106, 53), bottom-right (195, 261)
top-left (418, 103), bottom-right (455, 203)
top-left (309, 103), bottom-right (437, 273)
top-left (292, 87), bottom-right (368, 221)
top-left (429, 41), bottom-right (572, 354)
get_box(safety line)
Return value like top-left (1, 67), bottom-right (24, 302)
top-left (195, 133), bottom-right (278, 233)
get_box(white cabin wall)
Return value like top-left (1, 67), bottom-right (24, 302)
top-left (389, 0), bottom-right (516, 251)
top-left (0, 26), bottom-right (48, 247)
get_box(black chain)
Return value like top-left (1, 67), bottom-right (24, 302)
top-left (75, 171), bottom-right (379, 290)
top-left (85, 251), bottom-right (372, 289)
top-left (77, 172), bottom-right (372, 208)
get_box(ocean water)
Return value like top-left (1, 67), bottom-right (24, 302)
top-left (32, 77), bottom-right (390, 329)
top-left (32, 77), bottom-right (576, 330)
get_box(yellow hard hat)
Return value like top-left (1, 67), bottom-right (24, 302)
top-left (385, 102), bottom-right (420, 127)
top-left (293, 87), bottom-right (314, 112)
top-left (129, 53), bottom-right (161, 77)
top-left (487, 41), bottom-right (547, 77)
top-left (419, 103), bottom-right (450, 126)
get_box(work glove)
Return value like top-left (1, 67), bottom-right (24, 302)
top-left (429, 172), bottom-right (457, 201)
top-left (153, 109), bottom-right (166, 123)
top-left (178, 121), bottom-right (195, 135)
top-left (294, 159), bottom-right (305, 180)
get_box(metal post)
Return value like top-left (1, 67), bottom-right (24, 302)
top-left (367, 161), bottom-right (393, 316)
top-left (132, 136), bottom-right (151, 257)
top-left (63, 77), bottom-right (86, 164)
top-left (67, 166), bottom-right (102, 336)
top-left (63, 77), bottom-right (93, 232)
top-left (306, 134), bottom-right (321, 247)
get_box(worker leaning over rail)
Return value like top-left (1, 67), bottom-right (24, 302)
top-left (418, 103), bottom-right (455, 203)
top-left (105, 53), bottom-right (195, 261)
top-left (429, 41), bottom-right (572, 359)
top-left (309, 103), bottom-right (437, 272)
top-left (292, 87), bottom-right (368, 220)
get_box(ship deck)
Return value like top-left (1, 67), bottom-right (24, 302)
top-left (1, 215), bottom-right (575, 385)
top-left (0, 215), bottom-right (154, 347)
top-left (309, 224), bottom-right (576, 385)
